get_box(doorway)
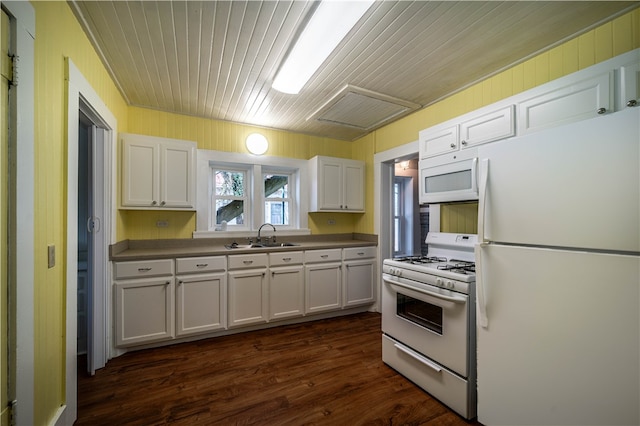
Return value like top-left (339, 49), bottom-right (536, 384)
top-left (76, 101), bottom-right (109, 377)
top-left (64, 58), bottom-right (117, 424)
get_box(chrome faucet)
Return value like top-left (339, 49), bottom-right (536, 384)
top-left (257, 223), bottom-right (276, 243)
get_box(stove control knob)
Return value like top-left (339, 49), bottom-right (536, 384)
top-left (446, 280), bottom-right (455, 289)
top-left (436, 278), bottom-right (443, 287)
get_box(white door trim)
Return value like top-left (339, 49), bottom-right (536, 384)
top-left (1, 2), bottom-right (35, 425)
top-left (63, 58), bottom-right (117, 425)
top-left (373, 141), bottom-right (418, 309)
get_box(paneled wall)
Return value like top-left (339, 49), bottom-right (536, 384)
top-left (365, 8), bottom-right (640, 234)
top-left (120, 107), bottom-right (356, 240)
top-left (31, 2), bottom-right (129, 424)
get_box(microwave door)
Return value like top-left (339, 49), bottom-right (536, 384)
top-left (419, 157), bottom-right (478, 204)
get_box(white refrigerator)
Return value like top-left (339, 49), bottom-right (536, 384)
top-left (475, 107), bottom-right (640, 425)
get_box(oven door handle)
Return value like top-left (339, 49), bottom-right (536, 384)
top-left (393, 342), bottom-right (442, 373)
top-left (387, 279), bottom-right (466, 304)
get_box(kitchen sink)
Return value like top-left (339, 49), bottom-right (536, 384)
top-left (225, 242), bottom-right (299, 249)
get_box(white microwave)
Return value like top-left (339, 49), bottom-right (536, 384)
top-left (419, 150), bottom-right (478, 204)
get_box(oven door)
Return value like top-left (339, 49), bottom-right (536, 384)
top-left (382, 273), bottom-right (470, 377)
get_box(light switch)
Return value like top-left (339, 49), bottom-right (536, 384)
top-left (47, 245), bottom-right (55, 268)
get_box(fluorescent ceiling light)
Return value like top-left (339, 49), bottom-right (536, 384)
top-left (272, 0), bottom-right (375, 95)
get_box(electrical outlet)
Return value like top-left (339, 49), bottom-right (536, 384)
top-left (47, 245), bottom-right (55, 268)
top-left (327, 219), bottom-right (336, 225)
top-left (156, 220), bottom-right (169, 227)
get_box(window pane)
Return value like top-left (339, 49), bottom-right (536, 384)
top-left (216, 170), bottom-right (244, 196)
top-left (216, 199), bottom-right (244, 225)
top-left (265, 174), bottom-right (288, 198)
top-left (265, 201), bottom-right (289, 225)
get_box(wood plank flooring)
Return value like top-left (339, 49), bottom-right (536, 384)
top-left (77, 312), bottom-right (481, 425)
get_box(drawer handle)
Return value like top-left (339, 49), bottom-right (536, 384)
top-left (196, 263), bottom-right (208, 268)
top-left (321, 255), bottom-right (329, 259)
top-left (357, 252), bottom-right (365, 256)
top-left (282, 257), bottom-right (292, 262)
top-left (597, 107), bottom-right (606, 114)
top-left (243, 260), bottom-right (254, 265)
top-left (138, 267), bottom-right (152, 272)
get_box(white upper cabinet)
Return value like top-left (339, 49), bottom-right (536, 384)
top-left (459, 105), bottom-right (515, 148)
top-left (619, 60), bottom-right (640, 110)
top-left (419, 124), bottom-right (459, 158)
top-left (518, 71), bottom-right (612, 134)
top-left (121, 133), bottom-right (196, 210)
top-left (420, 106), bottom-right (514, 159)
top-left (309, 156), bottom-right (365, 212)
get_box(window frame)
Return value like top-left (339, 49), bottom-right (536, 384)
top-left (194, 149), bottom-right (310, 238)
top-left (211, 165), bottom-right (251, 230)
top-left (263, 168), bottom-right (294, 227)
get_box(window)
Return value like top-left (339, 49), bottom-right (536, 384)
top-left (213, 168), bottom-right (248, 227)
top-left (195, 150), bottom-right (310, 237)
top-left (264, 172), bottom-right (292, 225)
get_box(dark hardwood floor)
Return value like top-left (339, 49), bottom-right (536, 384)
top-left (77, 312), bottom-right (480, 425)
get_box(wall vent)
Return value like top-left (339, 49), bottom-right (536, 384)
top-left (308, 85), bottom-right (420, 131)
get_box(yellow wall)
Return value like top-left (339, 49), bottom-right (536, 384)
top-left (28, 4), bottom-right (639, 425)
top-left (120, 107), bottom-right (356, 240)
top-left (32, 2), bottom-right (128, 424)
top-left (359, 9), bottom-right (640, 234)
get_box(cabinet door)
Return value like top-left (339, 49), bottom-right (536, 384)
top-left (419, 124), bottom-right (458, 159)
top-left (343, 162), bottom-right (364, 211)
top-left (460, 105), bottom-right (515, 148)
top-left (620, 61), bottom-right (640, 110)
top-left (115, 277), bottom-right (175, 347)
top-left (176, 272), bottom-right (226, 336)
top-left (343, 259), bottom-right (376, 307)
top-left (160, 141), bottom-right (196, 208)
top-left (305, 263), bottom-right (342, 314)
top-left (269, 265), bottom-right (304, 321)
top-left (318, 158), bottom-right (343, 210)
top-left (121, 137), bottom-right (159, 207)
top-left (518, 72), bottom-right (612, 134)
top-left (228, 269), bottom-right (268, 328)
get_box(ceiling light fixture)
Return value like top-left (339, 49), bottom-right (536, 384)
top-left (272, 0), bottom-right (375, 95)
top-left (246, 133), bottom-right (269, 155)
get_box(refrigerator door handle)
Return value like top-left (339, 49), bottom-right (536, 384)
top-left (475, 242), bottom-right (489, 328)
top-left (477, 158), bottom-right (489, 243)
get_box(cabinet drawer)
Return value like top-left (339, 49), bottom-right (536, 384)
top-left (176, 256), bottom-right (226, 274)
top-left (343, 246), bottom-right (376, 261)
top-left (269, 251), bottom-right (304, 267)
top-left (228, 253), bottom-right (268, 269)
top-left (305, 249), bottom-right (342, 263)
top-left (114, 259), bottom-right (174, 280)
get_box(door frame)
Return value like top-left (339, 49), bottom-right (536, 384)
top-left (62, 58), bottom-right (116, 425)
top-left (1, 2), bottom-right (34, 425)
top-left (373, 141), bottom-right (418, 309)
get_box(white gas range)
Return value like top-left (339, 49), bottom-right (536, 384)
top-left (381, 232), bottom-right (477, 420)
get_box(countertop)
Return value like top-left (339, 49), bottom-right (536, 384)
top-left (110, 233), bottom-right (378, 261)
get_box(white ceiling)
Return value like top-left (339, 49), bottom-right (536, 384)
top-left (70, 1), bottom-right (639, 141)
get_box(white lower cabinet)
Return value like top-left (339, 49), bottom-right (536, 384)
top-left (114, 258), bottom-right (175, 347)
top-left (113, 245), bottom-right (379, 349)
top-left (269, 252), bottom-right (304, 321)
top-left (304, 249), bottom-right (342, 314)
top-left (175, 256), bottom-right (227, 336)
top-left (342, 246), bottom-right (377, 308)
top-left (228, 254), bottom-right (268, 328)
